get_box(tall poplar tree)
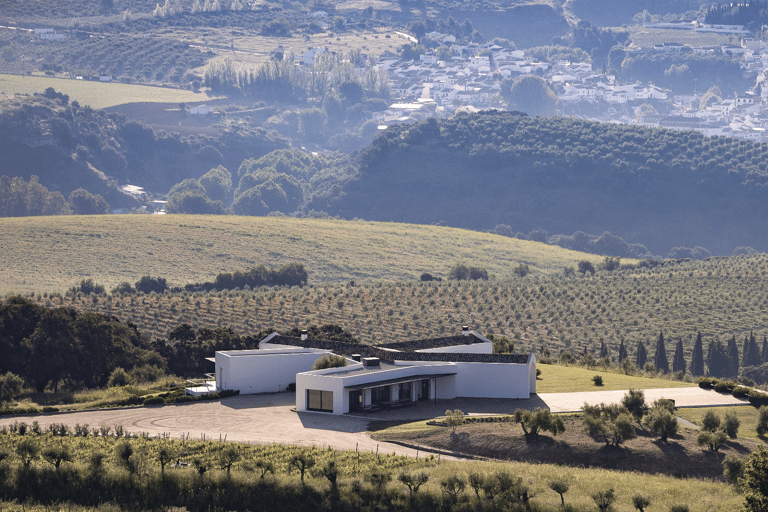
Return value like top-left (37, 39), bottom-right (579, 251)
top-left (654, 331), bottom-right (669, 374)
top-left (618, 339), bottom-right (628, 363)
top-left (691, 332), bottom-right (705, 376)
top-left (672, 338), bottom-right (686, 374)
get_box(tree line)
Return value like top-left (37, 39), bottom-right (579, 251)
top-left (0, 175), bottom-right (110, 216)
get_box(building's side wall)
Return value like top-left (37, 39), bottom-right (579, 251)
top-left (217, 350), bottom-right (328, 394)
top-left (452, 362), bottom-right (531, 399)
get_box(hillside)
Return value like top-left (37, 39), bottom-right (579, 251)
top-left (12, 216), bottom-right (767, 363)
top-left (0, 95), bottom-right (285, 202)
top-left (327, 111), bottom-right (768, 256)
top-left (0, 214), bottom-right (605, 294)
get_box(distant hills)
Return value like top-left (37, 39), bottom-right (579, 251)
top-left (324, 111), bottom-right (768, 256)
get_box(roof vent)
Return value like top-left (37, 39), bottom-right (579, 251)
top-left (351, 354), bottom-right (362, 362)
top-left (300, 329), bottom-right (308, 341)
top-left (462, 325), bottom-right (469, 336)
top-left (362, 357), bottom-right (380, 368)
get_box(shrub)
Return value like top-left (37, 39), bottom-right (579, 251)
top-left (632, 494), bottom-right (651, 512)
top-left (592, 375), bottom-right (603, 386)
top-left (723, 454), bottom-right (744, 485)
top-left (143, 397), bottom-right (164, 405)
top-left (702, 410), bottom-right (721, 432)
top-left (108, 368), bottom-right (131, 387)
top-left (698, 377), bottom-right (716, 389)
top-left (724, 411), bottom-right (740, 439)
top-left (714, 380), bottom-right (736, 393)
top-left (445, 409), bottom-right (465, 431)
top-left (756, 405), bottom-right (768, 436)
top-left (312, 353), bottom-right (347, 370)
top-left (448, 264), bottom-right (488, 281)
top-left (749, 390), bottom-right (768, 407)
top-left (743, 446), bottom-right (768, 512)
top-left (733, 386), bottom-right (751, 398)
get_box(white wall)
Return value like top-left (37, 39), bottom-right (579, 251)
top-left (216, 348), bottom-right (327, 394)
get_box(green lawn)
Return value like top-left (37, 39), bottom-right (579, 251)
top-left (537, 364), bottom-right (696, 393)
top-left (0, 74), bottom-right (220, 108)
top-left (676, 405), bottom-right (768, 444)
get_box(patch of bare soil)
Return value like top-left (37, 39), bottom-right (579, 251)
top-left (372, 415), bottom-right (758, 481)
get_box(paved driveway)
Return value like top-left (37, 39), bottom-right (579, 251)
top-left (0, 387), bottom-right (745, 454)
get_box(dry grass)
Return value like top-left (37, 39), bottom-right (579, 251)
top-left (0, 73), bottom-right (220, 108)
top-left (0, 215), bottom-right (605, 295)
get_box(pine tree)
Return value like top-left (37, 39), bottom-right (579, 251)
top-left (618, 340), bottom-right (628, 363)
top-left (691, 332), bottom-right (705, 376)
top-left (600, 341), bottom-right (608, 358)
top-left (672, 338), bottom-right (686, 374)
top-left (727, 335), bottom-right (740, 377)
top-left (636, 341), bottom-right (647, 369)
top-left (654, 331), bottom-right (669, 374)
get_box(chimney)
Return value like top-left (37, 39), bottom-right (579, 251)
top-left (362, 357), bottom-right (380, 369)
top-left (351, 354), bottom-right (362, 362)
top-left (300, 329), bottom-right (308, 341)
top-left (462, 325), bottom-right (469, 336)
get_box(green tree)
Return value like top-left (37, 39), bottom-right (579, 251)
top-left (398, 471), bottom-right (429, 499)
top-left (218, 445), bottom-right (240, 476)
top-left (445, 409), bottom-right (465, 431)
top-left (727, 335), bottom-right (740, 376)
top-left (512, 407), bottom-right (565, 438)
top-left (621, 389), bottom-right (647, 423)
top-left (632, 494), bottom-right (651, 512)
top-left (199, 166), bottom-right (232, 203)
top-left (743, 446), bottom-right (768, 511)
top-left (723, 454), bottom-right (744, 485)
top-left (68, 188), bottom-right (109, 215)
top-left (582, 402), bottom-right (636, 446)
top-left (757, 405), bottom-right (768, 436)
top-left (165, 190), bottom-right (225, 214)
top-left (298, 107), bottom-right (327, 141)
top-left (644, 399), bottom-right (678, 442)
top-left (501, 75), bottom-right (560, 116)
top-left (592, 488), bottom-right (616, 511)
top-left (698, 429), bottom-right (727, 451)
top-left (0, 372), bottom-right (23, 402)
top-left (288, 452), bottom-right (315, 483)
top-left (702, 410), bottom-right (721, 432)
top-left (549, 478), bottom-right (569, 507)
top-left (42, 444), bottom-right (72, 469)
top-left (16, 438), bottom-right (39, 467)
top-left (724, 411), bottom-right (740, 439)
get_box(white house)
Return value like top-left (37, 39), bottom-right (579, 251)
top-left (201, 328), bottom-right (537, 415)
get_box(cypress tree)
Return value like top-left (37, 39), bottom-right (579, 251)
top-left (763, 336), bottom-right (768, 364)
top-left (636, 341), bottom-right (647, 369)
top-left (599, 341), bottom-right (608, 358)
top-left (707, 340), bottom-right (729, 378)
top-left (654, 330), bottom-right (669, 374)
top-left (672, 338), bottom-right (686, 374)
top-left (744, 331), bottom-right (761, 367)
top-left (727, 335), bottom-right (740, 377)
top-left (618, 339), bottom-right (628, 363)
top-left (691, 332), bottom-right (705, 376)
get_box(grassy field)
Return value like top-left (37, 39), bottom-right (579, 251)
top-left (677, 405), bottom-right (768, 444)
top-left (0, 215), bottom-right (605, 294)
top-left (0, 74), bottom-right (220, 109)
top-left (627, 26), bottom-right (734, 48)
top-left (537, 364), bottom-right (696, 393)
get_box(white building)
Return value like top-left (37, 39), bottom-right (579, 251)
top-left (201, 328), bottom-right (537, 415)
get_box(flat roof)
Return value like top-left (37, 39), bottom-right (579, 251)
top-left (344, 373), bottom-right (457, 391)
